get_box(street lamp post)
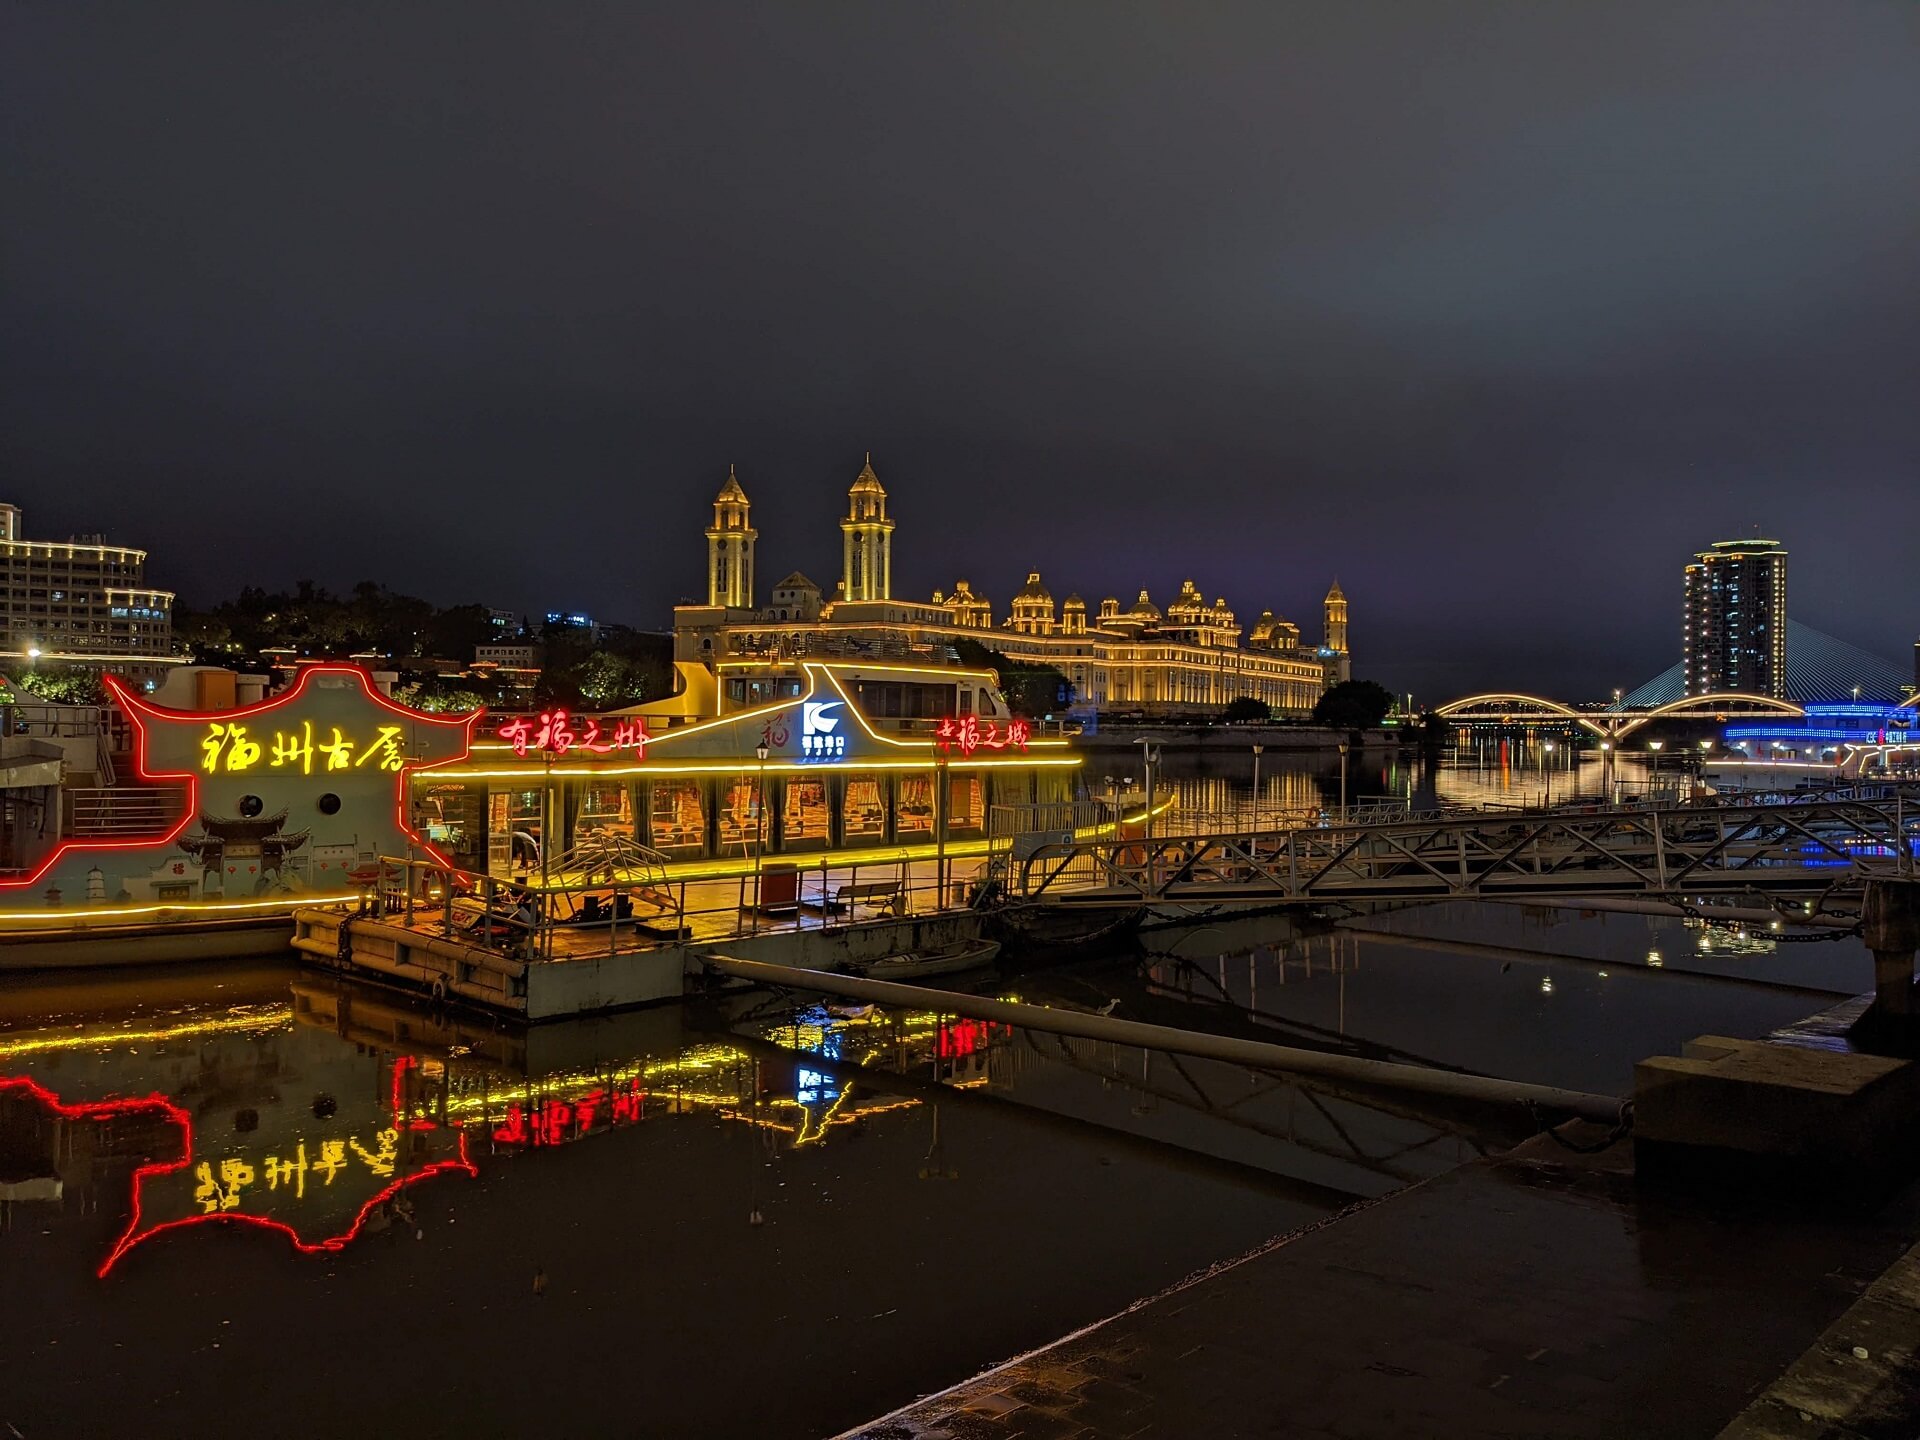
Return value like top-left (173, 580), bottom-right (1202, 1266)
top-left (1136, 739), bottom-right (1158, 841)
top-left (1543, 741), bottom-right (1555, 809)
top-left (1337, 741), bottom-right (1349, 816)
top-left (1250, 744), bottom-right (1264, 833)
top-left (1648, 739), bottom-right (1664, 797)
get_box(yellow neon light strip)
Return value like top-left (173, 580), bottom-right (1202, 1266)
top-left (0, 1008), bottom-right (294, 1061)
top-left (432, 755), bottom-right (1082, 779)
top-left (0, 892), bottom-right (358, 926)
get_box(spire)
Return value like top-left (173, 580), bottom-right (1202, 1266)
top-left (715, 464), bottom-right (748, 504)
top-left (1326, 577), bottom-right (1345, 601)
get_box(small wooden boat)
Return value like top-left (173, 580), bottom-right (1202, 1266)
top-left (855, 938), bottom-right (1002, 981)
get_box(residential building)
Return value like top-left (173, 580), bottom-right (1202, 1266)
top-left (0, 501), bottom-right (180, 681)
top-left (1684, 538), bottom-right (1788, 697)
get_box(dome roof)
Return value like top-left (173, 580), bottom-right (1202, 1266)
top-left (1063, 593), bottom-right (1086, 608)
top-left (1014, 571), bottom-right (1052, 602)
top-left (1129, 589), bottom-right (1161, 620)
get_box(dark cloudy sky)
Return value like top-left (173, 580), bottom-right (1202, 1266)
top-left (4, 3), bottom-right (1917, 700)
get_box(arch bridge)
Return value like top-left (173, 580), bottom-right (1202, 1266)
top-left (1432, 691), bottom-right (1804, 741)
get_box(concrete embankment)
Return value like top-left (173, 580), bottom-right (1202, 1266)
top-left (834, 990), bottom-right (1920, 1439)
top-left (837, 1116), bottom-right (1920, 1440)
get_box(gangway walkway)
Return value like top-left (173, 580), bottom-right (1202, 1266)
top-left (1009, 795), bottom-right (1920, 911)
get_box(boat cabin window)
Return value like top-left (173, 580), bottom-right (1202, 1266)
top-left (577, 781), bottom-right (633, 840)
top-left (946, 773), bottom-right (985, 839)
top-left (716, 775), bottom-right (766, 855)
top-left (649, 779), bottom-right (707, 856)
top-left (491, 788), bottom-right (546, 871)
top-left (896, 773), bottom-right (935, 840)
top-left (782, 777), bottom-right (830, 850)
top-left (841, 772), bottom-right (887, 845)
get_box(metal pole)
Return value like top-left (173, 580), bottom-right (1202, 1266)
top-left (540, 750), bottom-right (551, 954)
top-left (700, 953), bottom-right (1623, 1122)
top-left (1251, 744), bottom-right (1263, 833)
top-left (1338, 741), bottom-right (1349, 816)
top-left (753, 749), bottom-right (768, 937)
top-left (935, 755), bottom-right (948, 908)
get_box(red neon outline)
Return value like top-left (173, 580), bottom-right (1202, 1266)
top-left (0, 664), bottom-right (479, 892)
top-left (0, 1073), bottom-right (477, 1277)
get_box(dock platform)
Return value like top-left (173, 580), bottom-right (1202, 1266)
top-left (292, 853), bottom-right (1002, 1018)
top-left (840, 1125), bottom-right (1920, 1439)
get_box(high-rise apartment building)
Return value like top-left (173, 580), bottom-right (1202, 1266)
top-left (1683, 537), bottom-right (1788, 697)
top-left (0, 502), bottom-right (178, 679)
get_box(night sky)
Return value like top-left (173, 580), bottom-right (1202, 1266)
top-left (4, 3), bottom-right (1916, 701)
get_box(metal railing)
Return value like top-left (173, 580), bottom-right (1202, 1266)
top-left (1010, 795), bottom-right (1920, 908)
top-left (356, 848), bottom-right (997, 964)
top-left (62, 783), bottom-right (189, 837)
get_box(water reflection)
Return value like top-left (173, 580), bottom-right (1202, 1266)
top-left (1139, 743), bottom-right (1665, 819)
top-left (1, 949), bottom-right (1535, 1289)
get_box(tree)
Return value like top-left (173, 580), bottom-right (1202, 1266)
top-left (950, 636), bottom-right (1074, 716)
top-left (1312, 679), bottom-right (1395, 729)
top-left (1221, 696), bottom-right (1271, 724)
top-left (15, 668), bottom-right (107, 705)
top-left (394, 676), bottom-right (492, 714)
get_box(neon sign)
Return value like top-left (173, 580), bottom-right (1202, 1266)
top-left (800, 700), bottom-right (846, 761)
top-left (935, 715), bottom-right (1031, 758)
top-left (200, 719), bottom-right (406, 774)
top-left (496, 709), bottom-right (650, 760)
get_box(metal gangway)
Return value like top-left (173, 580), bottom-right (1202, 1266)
top-left (1008, 794), bottom-right (1920, 911)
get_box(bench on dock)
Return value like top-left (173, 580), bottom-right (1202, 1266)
top-left (801, 879), bottom-right (903, 916)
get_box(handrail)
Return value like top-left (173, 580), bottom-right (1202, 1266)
top-left (1011, 795), bottom-right (1920, 908)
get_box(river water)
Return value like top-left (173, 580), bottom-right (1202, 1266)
top-left (0, 752), bottom-right (1876, 1438)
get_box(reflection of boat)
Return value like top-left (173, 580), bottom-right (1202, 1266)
top-left (982, 903), bottom-right (1143, 967)
top-left (856, 938), bottom-right (1001, 980)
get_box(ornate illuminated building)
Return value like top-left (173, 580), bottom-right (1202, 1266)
top-left (704, 466), bottom-right (756, 609)
top-left (673, 459), bottom-right (1349, 717)
top-left (840, 456), bottom-right (894, 603)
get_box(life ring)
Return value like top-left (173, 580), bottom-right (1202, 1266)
top-left (429, 975), bottom-right (449, 1005)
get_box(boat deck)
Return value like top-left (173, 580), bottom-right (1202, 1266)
top-left (291, 855), bottom-right (1000, 1016)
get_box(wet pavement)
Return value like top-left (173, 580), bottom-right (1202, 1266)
top-left (841, 1133), bottom-right (1920, 1440)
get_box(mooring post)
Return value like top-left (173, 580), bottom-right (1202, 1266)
top-left (1863, 878), bottom-right (1920, 1019)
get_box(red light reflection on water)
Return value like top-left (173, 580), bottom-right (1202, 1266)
top-left (0, 1070), bottom-right (475, 1279)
